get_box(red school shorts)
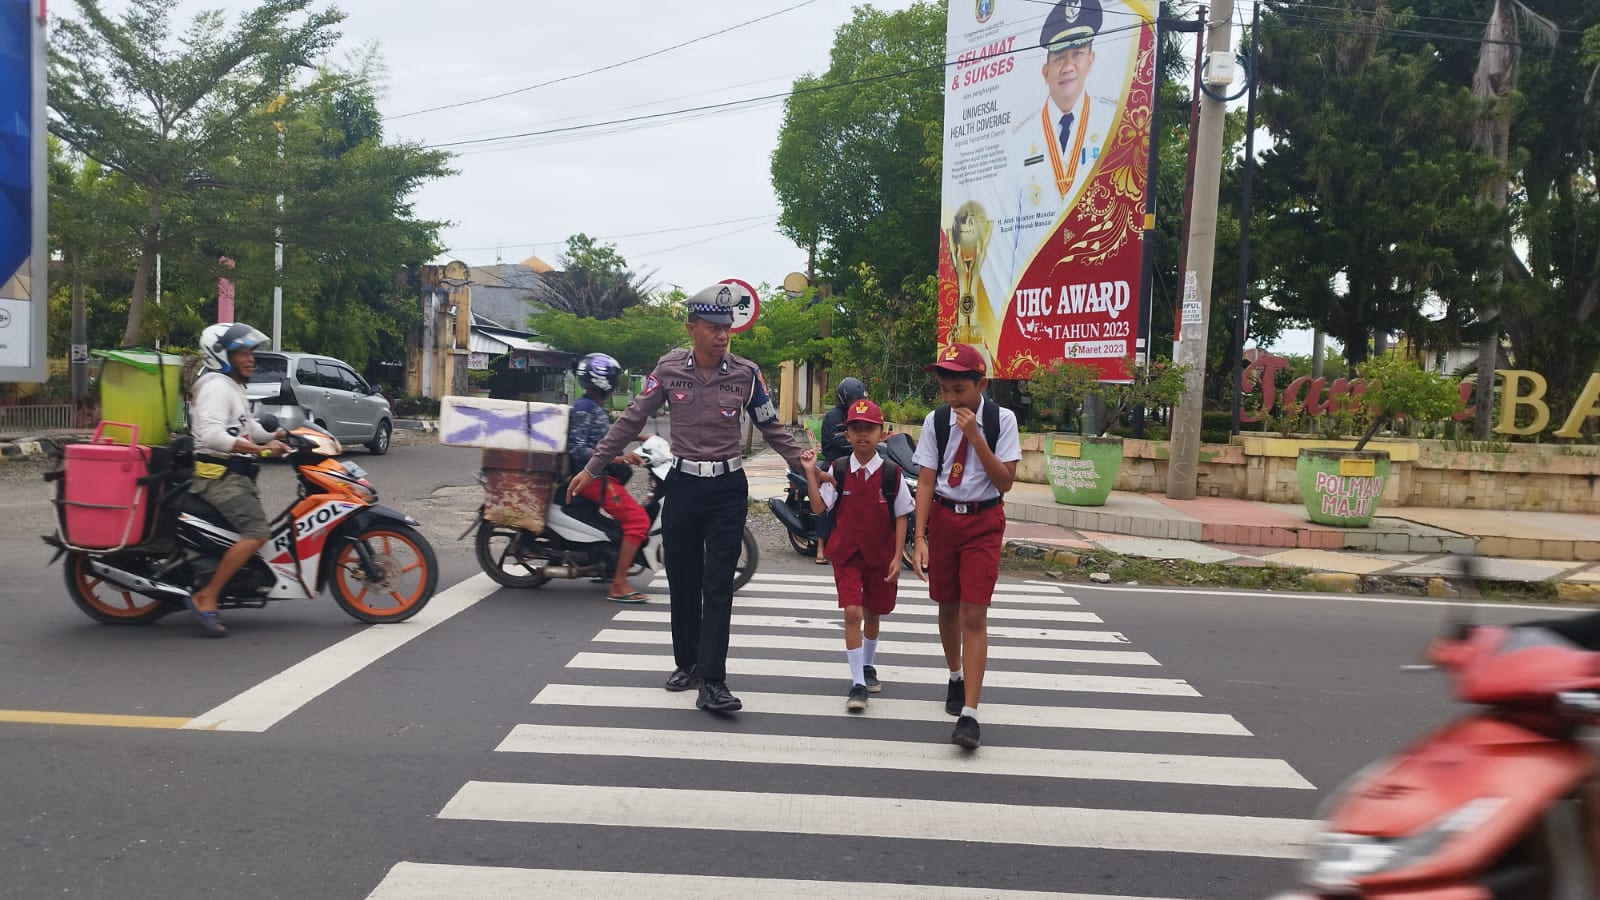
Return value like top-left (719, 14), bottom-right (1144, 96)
top-left (927, 501), bottom-right (1005, 606)
top-left (832, 554), bottom-right (899, 615)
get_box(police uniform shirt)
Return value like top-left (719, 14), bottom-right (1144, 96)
top-left (583, 348), bottom-right (805, 476)
top-left (911, 399), bottom-right (1022, 503)
top-left (817, 454), bottom-right (916, 517)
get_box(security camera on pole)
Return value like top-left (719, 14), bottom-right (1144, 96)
top-left (1166, 6), bottom-right (1234, 501)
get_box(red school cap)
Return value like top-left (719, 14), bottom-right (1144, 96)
top-left (925, 343), bottom-right (986, 376)
top-left (845, 399), bottom-right (884, 425)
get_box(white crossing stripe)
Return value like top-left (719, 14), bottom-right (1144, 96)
top-left (182, 574), bottom-right (500, 733)
top-left (495, 724), bottom-right (1314, 789)
top-left (439, 782), bottom-right (1314, 858)
top-left (591, 628), bottom-right (1159, 666)
top-left (366, 862), bottom-right (1191, 900)
top-left (727, 584), bottom-right (1083, 606)
top-left (613, 610), bottom-right (1129, 643)
top-left (741, 573), bottom-right (1072, 595)
top-left (531, 683), bottom-right (1252, 735)
top-left (732, 597), bottom-right (1103, 623)
top-left (567, 652), bottom-right (1199, 696)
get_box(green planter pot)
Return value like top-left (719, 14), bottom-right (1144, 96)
top-left (1046, 435), bottom-right (1122, 506)
top-left (1296, 448), bottom-right (1391, 527)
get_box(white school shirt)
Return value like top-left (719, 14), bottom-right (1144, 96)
top-left (912, 399), bottom-right (1021, 503)
top-left (818, 453), bottom-right (915, 517)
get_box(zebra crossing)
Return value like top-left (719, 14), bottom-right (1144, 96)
top-left (364, 573), bottom-right (1317, 899)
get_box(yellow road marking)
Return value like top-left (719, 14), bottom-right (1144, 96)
top-left (0, 709), bottom-right (193, 730)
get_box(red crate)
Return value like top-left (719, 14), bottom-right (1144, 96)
top-left (59, 422), bottom-right (155, 549)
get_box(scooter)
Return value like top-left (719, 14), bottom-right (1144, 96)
top-left (467, 434), bottom-right (760, 593)
top-left (1269, 569), bottom-right (1600, 899)
top-left (767, 431), bottom-right (920, 565)
top-left (46, 425), bottom-right (439, 626)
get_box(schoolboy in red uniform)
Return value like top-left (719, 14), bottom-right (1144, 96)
top-left (910, 345), bottom-right (1020, 750)
top-left (801, 399), bottom-right (914, 713)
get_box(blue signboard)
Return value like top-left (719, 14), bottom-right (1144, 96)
top-left (0, 0), bottom-right (44, 381)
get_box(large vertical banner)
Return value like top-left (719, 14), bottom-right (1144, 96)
top-left (0, 0), bottom-right (46, 383)
top-left (939, 0), bottom-right (1154, 381)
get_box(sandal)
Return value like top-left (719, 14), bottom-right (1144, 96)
top-left (815, 557), bottom-right (830, 565)
top-left (607, 591), bottom-right (650, 604)
top-left (182, 594), bottom-right (229, 638)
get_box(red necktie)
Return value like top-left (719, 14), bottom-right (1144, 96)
top-left (947, 436), bottom-right (966, 487)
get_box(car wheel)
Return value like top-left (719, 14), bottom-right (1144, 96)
top-left (367, 419), bottom-right (392, 455)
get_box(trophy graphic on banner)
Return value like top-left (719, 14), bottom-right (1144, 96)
top-left (947, 202), bottom-right (992, 348)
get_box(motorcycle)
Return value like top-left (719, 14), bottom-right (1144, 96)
top-left (467, 434), bottom-right (760, 593)
top-left (1270, 568), bottom-right (1600, 899)
top-left (767, 430), bottom-right (920, 566)
top-left (46, 425), bottom-right (439, 626)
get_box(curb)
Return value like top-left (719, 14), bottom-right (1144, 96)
top-left (394, 418), bottom-right (438, 433)
top-left (0, 439), bottom-right (54, 461)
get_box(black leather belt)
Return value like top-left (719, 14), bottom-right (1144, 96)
top-left (674, 457), bottom-right (744, 478)
top-left (936, 495), bottom-right (1002, 515)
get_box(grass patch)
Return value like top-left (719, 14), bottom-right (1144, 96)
top-left (1007, 547), bottom-right (1315, 591)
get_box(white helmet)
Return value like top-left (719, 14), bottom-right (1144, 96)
top-left (199, 322), bottom-right (270, 374)
top-left (577, 352), bottom-right (622, 393)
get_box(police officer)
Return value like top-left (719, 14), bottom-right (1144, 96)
top-left (569, 283), bottom-right (805, 713)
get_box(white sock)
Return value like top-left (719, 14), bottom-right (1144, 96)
top-left (949, 669), bottom-right (963, 682)
top-left (960, 706), bottom-right (979, 721)
top-left (846, 647), bottom-right (865, 686)
top-left (862, 638), bottom-right (878, 667)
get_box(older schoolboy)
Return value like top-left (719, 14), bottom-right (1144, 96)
top-left (910, 344), bottom-right (1020, 750)
top-left (801, 399), bottom-right (914, 713)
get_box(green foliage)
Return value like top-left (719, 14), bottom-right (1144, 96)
top-left (1026, 359), bottom-right (1103, 433)
top-left (726, 286), bottom-right (830, 375)
top-left (880, 398), bottom-right (931, 426)
top-left (535, 233), bottom-right (654, 319)
top-left (1352, 355), bottom-right (1463, 450)
top-left (531, 303), bottom-right (686, 375)
top-left (825, 268), bottom-right (941, 403)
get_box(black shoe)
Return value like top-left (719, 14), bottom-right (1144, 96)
top-left (664, 668), bottom-right (699, 692)
top-left (697, 681), bottom-right (743, 713)
top-left (952, 715), bottom-right (981, 750)
top-left (862, 665), bottom-right (881, 694)
top-left (945, 678), bottom-right (964, 717)
top-left (846, 684), bottom-right (869, 713)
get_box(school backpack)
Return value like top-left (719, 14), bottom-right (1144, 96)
top-left (815, 456), bottom-right (903, 545)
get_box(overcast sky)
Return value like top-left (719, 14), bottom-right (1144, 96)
top-left (307, 0), bottom-right (918, 296)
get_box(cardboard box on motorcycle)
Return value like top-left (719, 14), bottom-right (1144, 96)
top-left (439, 396), bottom-right (570, 533)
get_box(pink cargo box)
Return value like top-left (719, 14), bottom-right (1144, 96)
top-left (59, 422), bottom-right (157, 550)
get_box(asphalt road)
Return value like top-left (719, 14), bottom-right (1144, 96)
top-left (0, 438), bottom-right (1570, 899)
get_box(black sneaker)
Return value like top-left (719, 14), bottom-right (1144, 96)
top-left (945, 678), bottom-right (964, 716)
top-left (846, 684), bottom-right (869, 713)
top-left (952, 715), bottom-right (981, 750)
top-left (862, 665), bottom-right (881, 694)
top-left (664, 668), bottom-right (699, 692)
top-left (697, 681), bottom-right (743, 713)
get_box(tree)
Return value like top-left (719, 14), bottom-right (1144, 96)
top-left (532, 233), bottom-right (654, 320)
top-left (48, 0), bottom-right (344, 346)
top-left (529, 298), bottom-right (687, 375)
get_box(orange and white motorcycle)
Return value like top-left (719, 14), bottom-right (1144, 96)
top-left (47, 426), bottom-right (438, 625)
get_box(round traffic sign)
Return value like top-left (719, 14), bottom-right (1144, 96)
top-left (718, 278), bottom-right (760, 333)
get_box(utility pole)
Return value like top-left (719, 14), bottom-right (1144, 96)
top-left (1229, 1), bottom-right (1261, 437)
top-left (1165, 4), bottom-right (1234, 501)
top-left (270, 92), bottom-right (287, 350)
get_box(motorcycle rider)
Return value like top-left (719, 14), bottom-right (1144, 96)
top-left (566, 353), bottom-right (650, 603)
top-left (186, 322), bottom-right (288, 636)
top-left (813, 377), bottom-right (866, 564)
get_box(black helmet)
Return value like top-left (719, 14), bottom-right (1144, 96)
top-left (834, 377), bottom-right (866, 408)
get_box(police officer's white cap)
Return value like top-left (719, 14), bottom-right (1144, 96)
top-left (686, 284), bottom-right (737, 325)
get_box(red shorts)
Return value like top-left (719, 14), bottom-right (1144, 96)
top-left (927, 501), bottom-right (1005, 606)
top-left (832, 555), bottom-right (898, 615)
top-left (578, 475), bottom-right (650, 542)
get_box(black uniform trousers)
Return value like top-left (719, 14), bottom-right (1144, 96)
top-left (660, 468), bottom-right (747, 684)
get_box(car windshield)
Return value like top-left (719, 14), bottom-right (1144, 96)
top-left (250, 355), bottom-right (288, 383)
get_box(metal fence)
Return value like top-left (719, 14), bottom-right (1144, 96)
top-left (0, 404), bottom-right (75, 435)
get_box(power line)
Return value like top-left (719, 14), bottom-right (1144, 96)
top-left (442, 213), bottom-right (780, 255)
top-left (388, 0), bottom-right (817, 120)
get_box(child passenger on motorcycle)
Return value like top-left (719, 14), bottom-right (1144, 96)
top-left (567, 353), bottom-right (651, 603)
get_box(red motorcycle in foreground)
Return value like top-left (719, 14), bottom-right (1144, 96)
top-left (1271, 587), bottom-right (1600, 899)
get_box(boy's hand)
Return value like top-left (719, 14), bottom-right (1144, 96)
top-left (912, 538), bottom-right (929, 582)
top-left (953, 405), bottom-right (981, 441)
top-left (800, 448), bottom-right (816, 466)
top-left (884, 560), bottom-right (901, 583)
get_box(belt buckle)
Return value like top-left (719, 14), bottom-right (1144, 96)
top-left (698, 460), bottom-right (716, 477)
top-left (953, 502), bottom-right (970, 514)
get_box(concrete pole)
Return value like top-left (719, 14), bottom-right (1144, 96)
top-left (1165, 5), bottom-right (1234, 501)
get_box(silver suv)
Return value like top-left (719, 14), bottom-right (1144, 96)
top-left (245, 351), bottom-right (394, 455)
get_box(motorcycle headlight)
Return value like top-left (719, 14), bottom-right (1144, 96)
top-left (1304, 797), bottom-right (1506, 892)
top-left (341, 461), bottom-right (369, 480)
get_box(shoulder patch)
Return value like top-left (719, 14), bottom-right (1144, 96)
top-left (640, 374), bottom-right (659, 397)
